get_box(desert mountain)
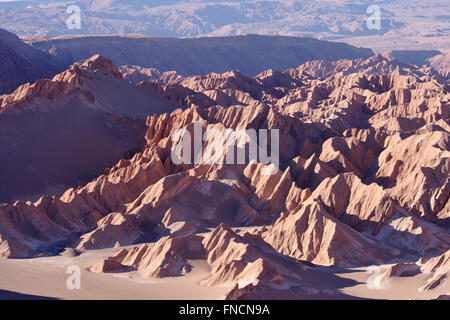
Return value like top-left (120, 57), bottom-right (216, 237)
top-left (383, 50), bottom-right (443, 68)
top-left (1, 1), bottom-right (448, 51)
top-left (0, 28), bottom-right (61, 94)
top-left (0, 54), bottom-right (179, 203)
top-left (30, 34), bottom-right (374, 77)
top-left (0, 53), bottom-right (448, 299)
top-left (429, 50), bottom-right (450, 78)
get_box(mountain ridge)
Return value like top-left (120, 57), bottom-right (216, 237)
top-left (0, 29), bottom-right (62, 94)
top-left (30, 34), bottom-right (374, 77)
top-left (1, 0), bottom-right (448, 51)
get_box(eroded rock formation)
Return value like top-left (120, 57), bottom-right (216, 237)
top-left (0, 54), bottom-right (448, 299)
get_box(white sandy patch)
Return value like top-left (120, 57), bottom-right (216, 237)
top-left (0, 247), bottom-right (232, 300)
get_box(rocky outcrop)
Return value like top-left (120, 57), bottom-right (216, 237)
top-left (263, 198), bottom-right (390, 267)
top-left (91, 257), bottom-right (127, 274)
top-left (91, 224), bottom-right (305, 292)
top-left (201, 224), bottom-right (304, 287)
top-left (93, 234), bottom-right (205, 278)
top-left (419, 250), bottom-right (450, 276)
top-left (375, 263), bottom-right (421, 286)
top-left (119, 66), bottom-right (183, 85)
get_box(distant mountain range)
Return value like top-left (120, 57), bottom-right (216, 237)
top-left (0, 0), bottom-right (448, 51)
top-left (0, 28), bottom-right (376, 94)
top-left (29, 34), bottom-right (374, 76)
top-left (2, 26), bottom-right (449, 97)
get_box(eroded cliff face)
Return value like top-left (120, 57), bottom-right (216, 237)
top-left (0, 54), bottom-right (448, 298)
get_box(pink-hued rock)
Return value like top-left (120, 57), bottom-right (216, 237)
top-left (91, 258), bottom-right (126, 273)
top-left (420, 250), bottom-right (450, 275)
top-left (91, 224), bottom-right (305, 291)
top-left (0, 53), bottom-right (448, 303)
top-left (376, 263), bottom-right (421, 286)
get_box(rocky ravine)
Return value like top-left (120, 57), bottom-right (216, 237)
top-left (0, 54), bottom-right (448, 299)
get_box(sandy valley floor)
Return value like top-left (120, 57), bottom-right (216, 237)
top-left (0, 246), bottom-right (448, 300)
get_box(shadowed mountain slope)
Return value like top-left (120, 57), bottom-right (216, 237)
top-left (0, 29), bottom-right (62, 94)
top-left (0, 54), bottom-right (179, 203)
top-left (30, 34), bottom-right (374, 77)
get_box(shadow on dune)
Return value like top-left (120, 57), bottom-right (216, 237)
top-left (0, 289), bottom-right (57, 300)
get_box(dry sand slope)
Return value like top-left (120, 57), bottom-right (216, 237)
top-left (0, 53), bottom-right (449, 300)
